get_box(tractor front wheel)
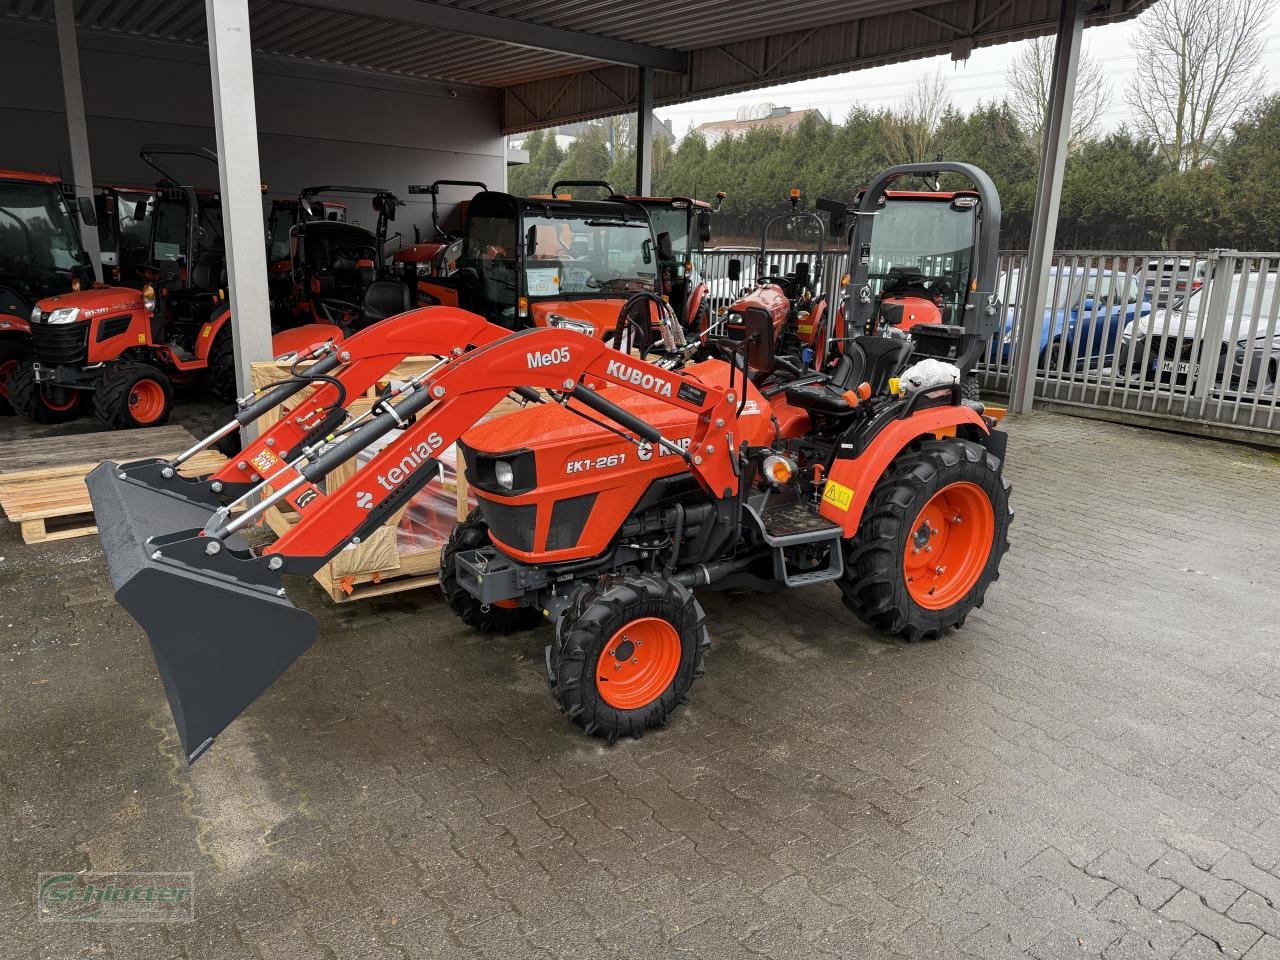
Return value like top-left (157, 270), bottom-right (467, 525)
top-left (93, 362), bottom-right (174, 429)
top-left (441, 511), bottom-right (541, 634)
top-left (0, 339), bottom-right (29, 415)
top-left (7, 361), bottom-right (82, 423)
top-left (549, 575), bottom-right (709, 742)
top-left (840, 438), bottom-right (1011, 642)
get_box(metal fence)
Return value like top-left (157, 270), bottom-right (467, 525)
top-left (702, 247), bottom-right (1280, 443)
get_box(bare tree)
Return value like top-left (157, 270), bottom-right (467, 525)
top-left (883, 69), bottom-right (953, 163)
top-left (1007, 36), bottom-right (1112, 151)
top-left (1125, 0), bottom-right (1275, 170)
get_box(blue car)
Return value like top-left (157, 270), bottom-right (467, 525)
top-left (996, 267), bottom-right (1151, 371)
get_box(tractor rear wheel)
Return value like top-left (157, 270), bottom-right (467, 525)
top-left (441, 511), bottom-right (541, 634)
top-left (0, 339), bottom-right (29, 415)
top-left (840, 438), bottom-right (1011, 642)
top-left (93, 362), bottom-right (174, 429)
top-left (7, 361), bottom-right (82, 423)
top-left (549, 575), bottom-right (709, 742)
top-left (208, 328), bottom-right (237, 402)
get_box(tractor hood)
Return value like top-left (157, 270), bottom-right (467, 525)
top-left (393, 241), bottom-right (448, 264)
top-left (460, 359), bottom-right (772, 564)
top-left (33, 285), bottom-right (144, 321)
top-left (530, 299), bottom-right (628, 339)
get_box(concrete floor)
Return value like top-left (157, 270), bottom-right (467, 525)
top-left (2, 410), bottom-right (1280, 959)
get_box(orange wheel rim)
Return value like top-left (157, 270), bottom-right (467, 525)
top-left (904, 481), bottom-right (995, 610)
top-left (0, 359), bottom-right (15, 399)
top-left (127, 378), bottom-right (166, 423)
top-left (42, 386), bottom-right (78, 412)
top-left (595, 617), bottom-right (681, 710)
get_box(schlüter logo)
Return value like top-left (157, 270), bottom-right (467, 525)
top-left (355, 432), bottom-right (446, 507)
top-left (527, 346), bottom-right (571, 368)
top-left (605, 360), bottom-right (672, 397)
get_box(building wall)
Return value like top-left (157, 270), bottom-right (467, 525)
top-left (0, 20), bottom-right (506, 238)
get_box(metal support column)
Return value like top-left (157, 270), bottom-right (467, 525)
top-left (635, 66), bottom-right (654, 196)
top-left (53, 0), bottom-right (102, 269)
top-left (1008, 0), bottom-right (1086, 415)
top-left (205, 0), bottom-right (272, 401)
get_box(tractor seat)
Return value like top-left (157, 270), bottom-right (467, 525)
top-left (360, 281), bottom-right (412, 325)
top-left (783, 344), bottom-right (867, 414)
top-left (853, 334), bottom-right (913, 397)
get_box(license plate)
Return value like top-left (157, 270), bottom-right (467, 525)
top-left (1160, 360), bottom-right (1197, 375)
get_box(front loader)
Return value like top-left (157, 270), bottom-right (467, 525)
top-left (88, 162), bottom-right (1012, 762)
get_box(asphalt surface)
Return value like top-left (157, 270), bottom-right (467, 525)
top-left (2, 408), bottom-right (1280, 959)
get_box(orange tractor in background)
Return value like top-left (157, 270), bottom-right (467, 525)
top-left (395, 179), bottom-right (488, 308)
top-left (0, 169), bottom-right (98, 414)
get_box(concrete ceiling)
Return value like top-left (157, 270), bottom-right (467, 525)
top-left (1, 0), bottom-right (1156, 131)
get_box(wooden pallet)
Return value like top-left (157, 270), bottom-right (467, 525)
top-left (0, 425), bottom-right (227, 545)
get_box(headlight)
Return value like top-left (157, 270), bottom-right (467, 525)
top-left (142, 283), bottom-right (157, 312)
top-left (494, 460), bottom-right (514, 491)
top-left (46, 307), bottom-right (81, 325)
top-left (547, 314), bottom-right (596, 336)
top-left (29, 306), bottom-right (41, 323)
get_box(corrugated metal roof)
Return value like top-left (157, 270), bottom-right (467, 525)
top-left (1, 0), bottom-right (1157, 129)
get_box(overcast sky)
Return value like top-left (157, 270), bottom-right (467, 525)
top-left (654, 6), bottom-right (1280, 135)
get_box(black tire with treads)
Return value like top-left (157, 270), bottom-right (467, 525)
top-left (0, 338), bottom-right (29, 415)
top-left (839, 438), bottom-right (1012, 642)
top-left (7, 360), bottom-right (82, 423)
top-left (441, 511), bottom-right (541, 634)
top-left (961, 372), bottom-right (981, 403)
top-left (548, 574), bottom-right (708, 742)
top-left (92, 362), bottom-right (174, 429)
top-left (208, 327), bottom-right (237, 402)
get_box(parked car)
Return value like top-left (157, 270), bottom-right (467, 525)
top-left (996, 266), bottom-right (1150, 371)
top-left (1144, 256), bottom-right (1207, 308)
top-left (1118, 270), bottom-right (1278, 395)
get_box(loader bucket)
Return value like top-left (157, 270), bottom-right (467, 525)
top-left (87, 461), bottom-right (317, 763)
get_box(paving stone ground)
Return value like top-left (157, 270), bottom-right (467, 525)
top-left (2, 409), bottom-right (1279, 959)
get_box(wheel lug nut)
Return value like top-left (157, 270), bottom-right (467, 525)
top-left (935, 566), bottom-right (945, 574)
top-left (631, 658), bottom-right (638, 664)
top-left (951, 515), bottom-right (962, 524)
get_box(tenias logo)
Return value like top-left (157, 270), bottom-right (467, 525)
top-left (527, 346), bottom-right (571, 368)
top-left (606, 360), bottom-right (672, 397)
top-left (356, 432), bottom-right (446, 506)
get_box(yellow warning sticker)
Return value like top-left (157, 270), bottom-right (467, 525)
top-left (250, 450), bottom-right (279, 473)
top-left (822, 479), bottom-right (854, 512)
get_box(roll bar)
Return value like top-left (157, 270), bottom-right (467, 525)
top-left (844, 162), bottom-right (1003, 370)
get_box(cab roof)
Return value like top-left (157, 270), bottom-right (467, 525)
top-left (0, 169), bottom-right (63, 185)
top-left (478, 190), bottom-right (650, 221)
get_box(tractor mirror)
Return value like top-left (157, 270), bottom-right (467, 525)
top-left (77, 196), bottom-right (97, 227)
top-left (815, 197), bottom-right (846, 238)
top-left (727, 258), bottom-right (742, 282)
top-left (656, 231), bottom-right (674, 261)
top-left (133, 200), bottom-right (148, 221)
top-left (697, 210), bottom-right (712, 243)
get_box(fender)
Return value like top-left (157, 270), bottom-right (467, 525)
top-left (195, 301), bottom-right (232, 362)
top-left (819, 404), bottom-right (990, 537)
top-left (0, 313), bottom-right (31, 336)
top-left (685, 281), bottom-right (707, 328)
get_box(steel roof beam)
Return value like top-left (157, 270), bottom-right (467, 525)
top-left (285, 0), bottom-right (689, 72)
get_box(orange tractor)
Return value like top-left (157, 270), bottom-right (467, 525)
top-left (86, 162), bottom-right (1011, 761)
top-left (395, 179), bottom-right (488, 308)
top-left (0, 169), bottom-right (98, 415)
top-left (10, 144), bottom-right (331, 429)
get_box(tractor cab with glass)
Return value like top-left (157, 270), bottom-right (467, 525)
top-left (457, 191), bottom-right (662, 337)
top-left (547, 180), bottom-right (726, 330)
top-left (0, 170), bottom-right (98, 412)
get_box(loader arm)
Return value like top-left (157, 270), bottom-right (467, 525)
top-left (86, 326), bottom-right (744, 762)
top-left (222, 327), bottom-right (743, 570)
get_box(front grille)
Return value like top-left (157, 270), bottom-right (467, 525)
top-left (32, 323), bottom-right (89, 365)
top-left (478, 500), bottom-right (536, 553)
top-left (546, 494), bottom-right (597, 551)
